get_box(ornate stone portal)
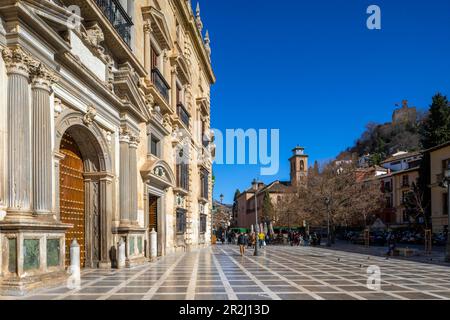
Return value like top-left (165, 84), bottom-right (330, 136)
top-left (0, 0), bottom-right (215, 296)
top-left (0, 46), bottom-right (69, 296)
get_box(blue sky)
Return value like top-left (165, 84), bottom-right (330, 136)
top-left (198, 0), bottom-right (450, 204)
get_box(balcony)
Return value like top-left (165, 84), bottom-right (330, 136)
top-left (177, 103), bottom-right (190, 128)
top-left (95, 0), bottom-right (133, 46)
top-left (151, 68), bottom-right (170, 103)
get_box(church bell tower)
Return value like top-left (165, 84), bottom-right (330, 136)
top-left (290, 146), bottom-right (308, 187)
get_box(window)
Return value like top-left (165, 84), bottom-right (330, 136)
top-left (200, 169), bottom-right (209, 199)
top-left (150, 136), bottom-right (160, 157)
top-left (386, 196), bottom-right (392, 208)
top-left (402, 175), bottom-right (409, 187)
top-left (402, 191), bottom-right (408, 204)
top-left (444, 193), bottom-right (449, 216)
top-left (200, 214), bottom-right (207, 234)
top-left (176, 209), bottom-right (186, 234)
top-left (443, 159), bottom-right (450, 174)
top-left (176, 153), bottom-right (189, 191)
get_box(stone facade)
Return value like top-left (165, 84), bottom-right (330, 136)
top-left (377, 167), bottom-right (420, 225)
top-left (429, 142), bottom-right (450, 233)
top-left (0, 0), bottom-right (215, 295)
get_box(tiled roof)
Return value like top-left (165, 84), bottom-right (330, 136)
top-left (381, 151), bottom-right (422, 164)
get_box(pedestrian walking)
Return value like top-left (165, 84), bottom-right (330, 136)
top-left (258, 232), bottom-right (265, 248)
top-left (386, 233), bottom-right (396, 256)
top-left (238, 233), bottom-right (246, 256)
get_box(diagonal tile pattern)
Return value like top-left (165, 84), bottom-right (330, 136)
top-left (4, 245), bottom-right (450, 300)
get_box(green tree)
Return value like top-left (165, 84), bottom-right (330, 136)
top-left (420, 93), bottom-right (450, 149)
top-left (262, 190), bottom-right (274, 222)
top-left (231, 189), bottom-right (240, 226)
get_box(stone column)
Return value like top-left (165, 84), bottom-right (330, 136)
top-left (99, 174), bottom-right (113, 267)
top-left (2, 47), bottom-right (33, 217)
top-left (30, 64), bottom-right (58, 215)
top-left (53, 152), bottom-right (66, 220)
top-left (143, 21), bottom-right (152, 72)
top-left (129, 134), bottom-right (139, 224)
top-left (119, 129), bottom-right (130, 225)
top-left (171, 66), bottom-right (178, 111)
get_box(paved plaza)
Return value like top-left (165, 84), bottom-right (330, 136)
top-left (6, 245), bottom-right (450, 300)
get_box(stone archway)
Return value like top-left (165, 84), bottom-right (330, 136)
top-left (141, 159), bottom-right (175, 257)
top-left (55, 111), bottom-right (113, 269)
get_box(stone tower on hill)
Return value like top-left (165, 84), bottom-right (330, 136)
top-left (392, 100), bottom-right (417, 125)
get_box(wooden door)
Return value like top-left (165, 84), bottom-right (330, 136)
top-left (149, 196), bottom-right (158, 233)
top-left (60, 133), bottom-right (86, 267)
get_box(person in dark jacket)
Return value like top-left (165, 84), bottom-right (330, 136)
top-left (238, 233), bottom-right (246, 256)
top-left (386, 233), bottom-right (396, 256)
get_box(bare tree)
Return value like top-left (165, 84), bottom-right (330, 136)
top-left (348, 178), bottom-right (384, 228)
top-left (286, 162), bottom-right (384, 232)
top-left (404, 182), bottom-right (430, 230)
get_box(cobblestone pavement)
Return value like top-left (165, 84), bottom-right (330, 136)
top-left (6, 245), bottom-right (450, 300)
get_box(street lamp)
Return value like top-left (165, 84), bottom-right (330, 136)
top-left (253, 179), bottom-right (260, 256)
top-left (325, 197), bottom-right (331, 247)
top-left (445, 163), bottom-right (450, 262)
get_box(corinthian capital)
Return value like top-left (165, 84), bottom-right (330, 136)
top-left (143, 21), bottom-right (152, 33)
top-left (30, 63), bottom-right (59, 92)
top-left (1, 46), bottom-right (34, 77)
top-left (119, 126), bottom-right (131, 143)
top-left (129, 133), bottom-right (141, 148)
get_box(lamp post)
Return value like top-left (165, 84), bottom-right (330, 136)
top-left (445, 163), bottom-right (450, 262)
top-left (253, 179), bottom-right (259, 256)
top-left (325, 197), bottom-right (331, 247)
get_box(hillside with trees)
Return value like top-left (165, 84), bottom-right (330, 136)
top-left (338, 95), bottom-right (449, 165)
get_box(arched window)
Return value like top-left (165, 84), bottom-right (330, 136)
top-left (300, 160), bottom-right (305, 171)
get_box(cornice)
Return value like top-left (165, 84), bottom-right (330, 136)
top-left (172, 0), bottom-right (215, 84)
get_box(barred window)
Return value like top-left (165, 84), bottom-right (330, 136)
top-left (200, 214), bottom-right (207, 234)
top-left (176, 209), bottom-right (187, 234)
top-left (200, 169), bottom-right (209, 199)
top-left (176, 163), bottom-right (189, 191)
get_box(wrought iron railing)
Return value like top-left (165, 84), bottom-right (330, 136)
top-left (151, 68), bottom-right (170, 102)
top-left (95, 0), bottom-right (133, 46)
top-left (177, 102), bottom-right (190, 127)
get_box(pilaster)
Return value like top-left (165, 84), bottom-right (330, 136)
top-left (2, 46), bottom-right (34, 219)
top-left (30, 63), bottom-right (58, 215)
top-left (119, 128), bottom-right (130, 225)
top-left (143, 20), bottom-right (152, 72)
top-left (128, 134), bottom-right (139, 224)
top-left (171, 66), bottom-right (178, 111)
